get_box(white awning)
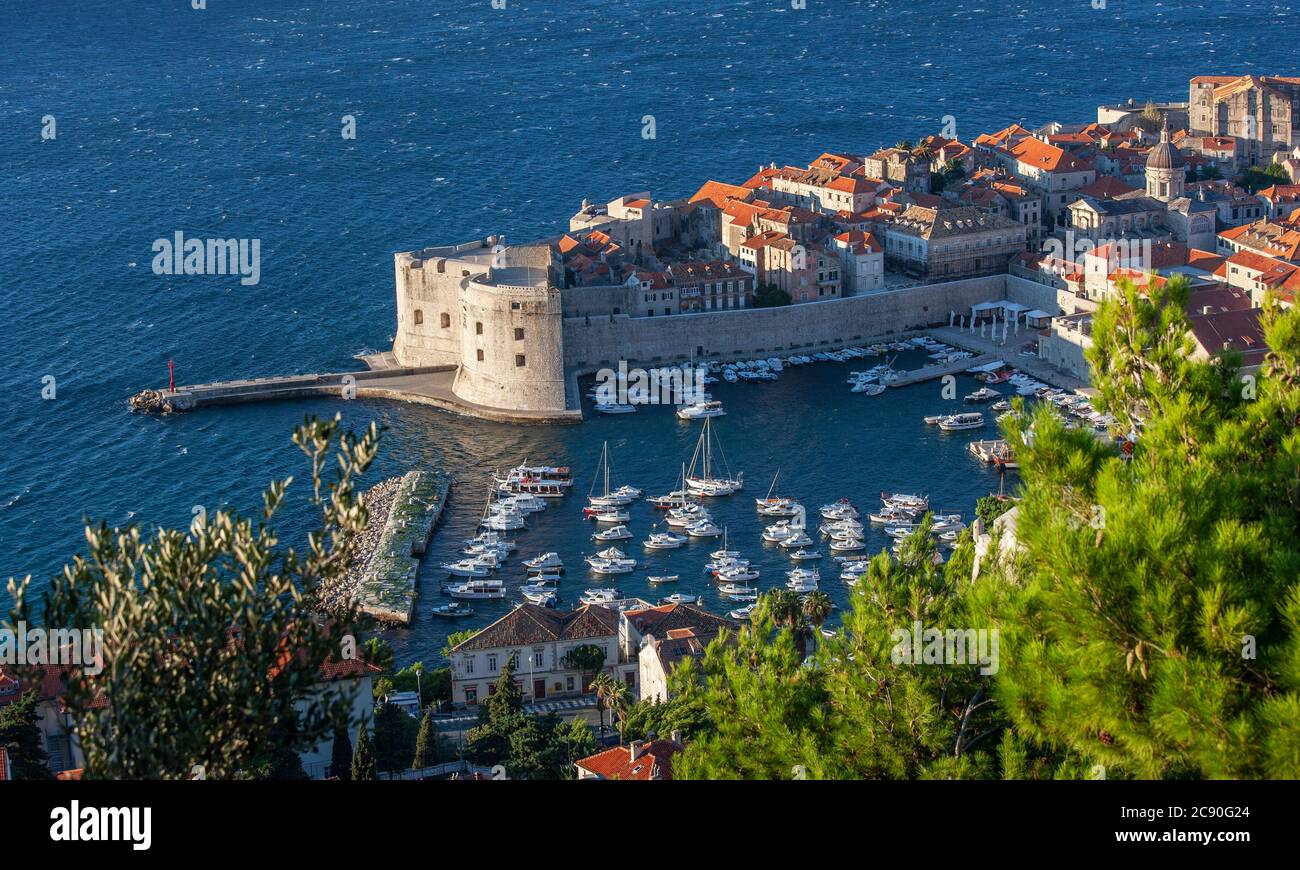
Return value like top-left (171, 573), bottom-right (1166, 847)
top-left (970, 301), bottom-right (1002, 312)
top-left (1023, 309), bottom-right (1053, 320)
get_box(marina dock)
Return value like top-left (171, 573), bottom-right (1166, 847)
top-left (357, 471), bottom-right (448, 625)
top-left (887, 353), bottom-right (1002, 388)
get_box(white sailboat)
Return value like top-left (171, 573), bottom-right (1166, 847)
top-left (685, 417), bottom-right (743, 496)
top-left (587, 441), bottom-right (640, 507)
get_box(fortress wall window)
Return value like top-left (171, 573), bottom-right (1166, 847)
top-left (477, 349), bottom-right (484, 362)
top-left (514, 327), bottom-right (525, 341)
top-left (476, 321), bottom-right (483, 335)
top-left (516, 354), bottom-right (526, 367)
top-left (441, 312), bottom-right (450, 328)
top-left (413, 309), bottom-right (424, 325)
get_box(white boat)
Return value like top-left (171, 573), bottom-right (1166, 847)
top-left (522, 589), bottom-right (559, 606)
top-left (676, 400), bottom-right (726, 420)
top-left (882, 492), bottom-right (929, 511)
top-left (684, 417), bottom-right (743, 495)
top-left (595, 402), bottom-right (636, 414)
top-left (710, 528), bottom-right (740, 561)
top-left (830, 536), bottom-right (866, 552)
top-left (755, 471), bottom-right (800, 516)
top-left (659, 593), bottom-right (698, 605)
top-left (717, 566), bottom-right (760, 583)
top-left (586, 558), bottom-right (636, 575)
top-left (779, 532), bottom-right (815, 549)
top-left (686, 519), bottom-right (723, 538)
top-left (643, 531), bottom-right (688, 550)
top-left (729, 603), bottom-right (758, 620)
top-left (851, 381), bottom-right (887, 396)
top-left (718, 584), bottom-right (758, 600)
top-left (938, 412), bottom-right (985, 431)
top-left (705, 556), bottom-right (750, 575)
top-left (524, 552), bottom-right (564, 572)
top-left (819, 499), bottom-right (859, 520)
top-left (586, 441), bottom-right (641, 509)
top-left (665, 504), bottom-right (710, 527)
top-left (494, 463), bottom-right (573, 497)
top-left (442, 559), bottom-right (494, 578)
top-left (789, 548), bottom-right (822, 561)
top-left (590, 508), bottom-right (630, 523)
top-left (964, 387), bottom-right (1001, 404)
top-left (786, 568), bottom-right (820, 593)
top-left (580, 588), bottom-right (621, 604)
top-left (432, 602), bottom-right (475, 618)
top-left (647, 574), bottom-right (679, 584)
top-left (445, 579), bottom-right (506, 600)
top-left (762, 520), bottom-right (797, 543)
top-left (593, 524), bottom-right (632, 541)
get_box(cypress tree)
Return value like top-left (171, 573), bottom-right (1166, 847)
top-left (329, 725), bottom-right (352, 780)
top-left (412, 709), bottom-right (437, 769)
top-left (351, 720), bottom-right (377, 781)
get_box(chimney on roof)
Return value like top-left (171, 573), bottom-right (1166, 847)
top-left (629, 740), bottom-right (645, 761)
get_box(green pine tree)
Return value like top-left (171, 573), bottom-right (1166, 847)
top-left (328, 725), bottom-right (352, 780)
top-left (0, 689), bottom-right (53, 780)
top-left (351, 720), bottom-right (377, 781)
top-left (413, 709), bottom-right (437, 769)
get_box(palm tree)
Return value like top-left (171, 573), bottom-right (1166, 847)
top-left (760, 589), bottom-right (815, 660)
top-left (590, 672), bottom-right (619, 735)
top-left (605, 680), bottom-right (631, 742)
top-left (802, 590), bottom-right (835, 654)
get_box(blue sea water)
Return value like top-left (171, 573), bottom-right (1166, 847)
top-left (2, 0), bottom-right (1298, 664)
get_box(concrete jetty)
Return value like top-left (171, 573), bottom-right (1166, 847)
top-left (129, 355), bottom-right (582, 424)
top-left (356, 470), bottom-right (448, 625)
top-left (887, 352), bottom-right (1002, 388)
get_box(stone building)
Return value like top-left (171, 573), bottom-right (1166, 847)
top-left (1188, 75), bottom-right (1300, 168)
top-left (878, 205), bottom-right (1027, 281)
top-left (392, 238), bottom-right (568, 413)
top-left (862, 146), bottom-right (931, 193)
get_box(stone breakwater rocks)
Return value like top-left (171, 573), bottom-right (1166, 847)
top-left (355, 470), bottom-right (448, 626)
top-left (315, 475), bottom-right (404, 616)
top-left (129, 389), bottom-right (173, 414)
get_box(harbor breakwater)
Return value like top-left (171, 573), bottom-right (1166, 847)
top-left (355, 470), bottom-right (448, 625)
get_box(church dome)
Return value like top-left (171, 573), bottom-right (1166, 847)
top-left (1146, 124), bottom-right (1177, 170)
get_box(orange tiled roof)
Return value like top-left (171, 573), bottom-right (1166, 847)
top-left (575, 739), bottom-right (683, 781)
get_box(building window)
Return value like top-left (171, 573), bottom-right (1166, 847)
top-left (509, 653), bottom-right (519, 670)
top-left (533, 648), bottom-right (544, 668)
top-left (465, 656), bottom-right (475, 675)
top-left (465, 686), bottom-right (477, 705)
top-left (476, 321), bottom-right (483, 335)
top-left (487, 654), bottom-right (497, 673)
top-left (413, 309), bottom-right (423, 326)
top-left (566, 675), bottom-right (575, 692)
top-left (515, 354), bottom-right (526, 367)
top-left (511, 301), bottom-right (521, 310)
top-left (514, 327), bottom-right (524, 341)
top-left (477, 349), bottom-right (484, 362)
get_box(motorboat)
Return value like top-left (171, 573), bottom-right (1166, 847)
top-left (964, 387), bottom-right (1001, 404)
top-left (686, 519), bottom-right (723, 538)
top-left (779, 532), bottom-right (815, 549)
top-left (524, 552), bottom-right (564, 573)
top-left (522, 589), bottom-right (559, 606)
top-left (444, 579), bottom-right (506, 600)
top-left (587, 507), bottom-right (631, 523)
top-left (830, 537), bottom-right (866, 552)
top-left (789, 548), bottom-right (822, 561)
top-left (705, 556), bottom-right (750, 575)
top-left (882, 492), bottom-right (929, 511)
top-left (580, 588), bottom-right (621, 605)
top-left (593, 524), bottom-right (632, 541)
top-left (819, 499), bottom-right (859, 520)
top-left (729, 602), bottom-right (758, 620)
top-left (786, 568), bottom-right (820, 593)
top-left (494, 463), bottom-right (572, 498)
top-left (659, 593), bottom-right (698, 605)
top-left (851, 380), bottom-right (886, 395)
top-left (431, 602), bottom-right (475, 618)
top-left (665, 503), bottom-right (710, 527)
top-left (594, 402), bottom-right (636, 414)
top-left (718, 584), bottom-right (758, 601)
top-left (442, 559), bottom-right (494, 578)
top-left (762, 521), bottom-right (797, 543)
top-left (643, 531), bottom-right (688, 550)
top-left (717, 566), bottom-right (760, 583)
top-left (938, 412), bottom-right (985, 431)
top-left (677, 400), bottom-right (726, 420)
top-left (647, 574), bottom-right (679, 584)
